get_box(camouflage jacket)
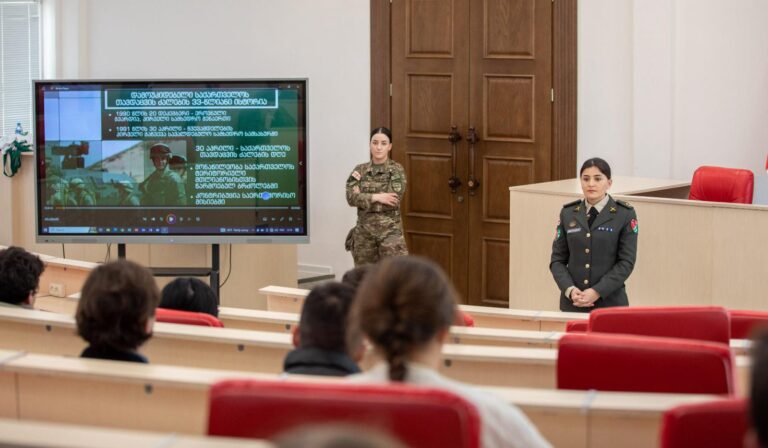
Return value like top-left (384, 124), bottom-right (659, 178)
top-left (346, 159), bottom-right (406, 217)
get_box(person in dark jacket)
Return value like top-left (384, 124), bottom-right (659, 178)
top-left (283, 281), bottom-right (362, 376)
top-left (0, 246), bottom-right (44, 309)
top-left (76, 260), bottom-right (160, 363)
top-left (550, 158), bottom-right (638, 312)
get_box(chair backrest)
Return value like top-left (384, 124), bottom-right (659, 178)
top-left (688, 166), bottom-right (754, 204)
top-left (660, 398), bottom-right (748, 448)
top-left (557, 333), bottom-right (736, 395)
top-left (588, 306), bottom-right (730, 344)
top-left (208, 379), bottom-right (481, 448)
top-left (458, 311), bottom-right (475, 327)
top-left (156, 308), bottom-right (224, 327)
top-left (565, 320), bottom-right (588, 333)
top-left (730, 309), bottom-right (768, 339)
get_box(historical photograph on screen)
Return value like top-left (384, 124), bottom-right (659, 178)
top-left (34, 80), bottom-right (308, 241)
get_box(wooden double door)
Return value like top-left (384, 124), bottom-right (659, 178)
top-left (385, 0), bottom-right (561, 307)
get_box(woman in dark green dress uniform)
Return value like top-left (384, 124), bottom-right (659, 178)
top-left (550, 158), bottom-right (639, 312)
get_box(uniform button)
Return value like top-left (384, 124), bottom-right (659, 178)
top-left (585, 248), bottom-right (590, 254)
top-left (586, 233), bottom-right (591, 238)
top-left (583, 279), bottom-right (589, 285)
top-left (585, 264), bottom-right (590, 269)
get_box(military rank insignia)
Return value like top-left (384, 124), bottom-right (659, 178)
top-left (630, 218), bottom-right (639, 234)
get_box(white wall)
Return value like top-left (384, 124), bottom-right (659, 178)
top-left (48, 0), bottom-right (368, 278)
top-left (579, 0), bottom-right (768, 180)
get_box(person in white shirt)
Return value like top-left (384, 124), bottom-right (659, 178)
top-left (347, 256), bottom-right (551, 448)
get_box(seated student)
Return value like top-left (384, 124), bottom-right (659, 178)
top-left (341, 264), bottom-right (371, 290)
top-left (160, 277), bottom-right (218, 317)
top-left (748, 331), bottom-right (768, 448)
top-left (347, 256), bottom-right (551, 448)
top-left (76, 260), bottom-right (160, 363)
top-left (0, 246), bottom-right (44, 309)
top-left (283, 281), bottom-right (363, 377)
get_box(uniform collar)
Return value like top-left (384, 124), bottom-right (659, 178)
top-left (367, 158), bottom-right (391, 173)
top-left (584, 194), bottom-right (610, 214)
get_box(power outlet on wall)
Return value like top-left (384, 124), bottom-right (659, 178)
top-left (49, 283), bottom-right (66, 298)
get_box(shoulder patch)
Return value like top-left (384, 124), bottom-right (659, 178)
top-left (616, 200), bottom-right (633, 209)
top-left (562, 199), bottom-right (581, 208)
top-left (351, 171), bottom-right (361, 181)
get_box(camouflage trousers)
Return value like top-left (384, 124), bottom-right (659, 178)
top-left (349, 213), bottom-right (408, 266)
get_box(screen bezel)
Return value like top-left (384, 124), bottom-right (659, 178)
top-left (33, 78), bottom-right (309, 244)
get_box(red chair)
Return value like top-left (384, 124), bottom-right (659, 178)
top-left (557, 333), bottom-right (736, 395)
top-left (455, 311), bottom-right (475, 327)
top-left (660, 398), bottom-right (748, 448)
top-left (730, 309), bottom-right (768, 339)
top-left (565, 320), bottom-right (588, 332)
top-left (156, 308), bottom-right (224, 327)
top-left (588, 306), bottom-right (730, 345)
top-left (208, 379), bottom-right (480, 448)
top-left (688, 166), bottom-right (754, 204)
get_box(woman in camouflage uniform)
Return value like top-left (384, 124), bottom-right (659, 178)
top-left (345, 127), bottom-right (408, 266)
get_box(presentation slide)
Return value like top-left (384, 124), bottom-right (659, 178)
top-left (35, 80), bottom-right (307, 241)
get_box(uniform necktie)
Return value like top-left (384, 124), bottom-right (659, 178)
top-left (588, 207), bottom-right (598, 229)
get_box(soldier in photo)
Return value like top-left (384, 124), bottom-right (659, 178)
top-left (169, 154), bottom-right (188, 184)
top-left (345, 127), bottom-right (408, 266)
top-left (67, 177), bottom-right (96, 206)
top-left (550, 157), bottom-right (638, 312)
top-left (113, 179), bottom-right (140, 206)
top-left (139, 143), bottom-right (186, 206)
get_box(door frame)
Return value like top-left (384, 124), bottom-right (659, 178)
top-left (370, 0), bottom-right (577, 180)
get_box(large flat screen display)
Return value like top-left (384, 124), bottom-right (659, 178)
top-left (34, 79), bottom-right (308, 243)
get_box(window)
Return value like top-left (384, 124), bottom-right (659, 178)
top-left (0, 0), bottom-right (40, 138)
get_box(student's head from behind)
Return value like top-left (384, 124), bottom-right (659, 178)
top-left (0, 246), bottom-right (44, 306)
top-left (294, 282), bottom-right (360, 358)
top-left (350, 256), bottom-right (458, 382)
top-left (341, 265), bottom-right (371, 291)
top-left (76, 260), bottom-right (160, 352)
top-left (749, 330), bottom-right (768, 448)
top-left (160, 277), bottom-right (218, 317)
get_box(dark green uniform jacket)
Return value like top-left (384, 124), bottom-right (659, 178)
top-left (550, 195), bottom-right (638, 312)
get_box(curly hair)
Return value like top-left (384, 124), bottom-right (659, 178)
top-left (0, 246), bottom-right (44, 305)
top-left (76, 260), bottom-right (160, 351)
top-left (349, 256), bottom-right (457, 381)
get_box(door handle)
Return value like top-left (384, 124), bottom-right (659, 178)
top-left (448, 126), bottom-right (462, 194)
top-left (467, 127), bottom-right (480, 196)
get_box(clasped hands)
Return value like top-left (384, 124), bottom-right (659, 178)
top-left (570, 288), bottom-right (600, 307)
top-left (372, 192), bottom-right (399, 207)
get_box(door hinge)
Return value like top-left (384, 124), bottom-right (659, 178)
top-left (389, 83), bottom-right (393, 97)
top-left (550, 88), bottom-right (554, 103)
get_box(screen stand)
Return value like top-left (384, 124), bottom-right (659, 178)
top-left (116, 243), bottom-right (221, 304)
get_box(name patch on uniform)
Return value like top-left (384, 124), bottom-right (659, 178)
top-left (566, 227), bottom-right (582, 234)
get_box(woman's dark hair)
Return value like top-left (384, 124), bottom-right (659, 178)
top-left (76, 260), bottom-right (160, 351)
top-left (341, 265), bottom-right (371, 290)
top-left (160, 277), bottom-right (218, 317)
top-left (299, 281), bottom-right (357, 353)
top-left (370, 127), bottom-right (392, 142)
top-left (751, 330), bottom-right (768, 447)
top-left (579, 157), bottom-right (612, 179)
top-left (0, 246), bottom-right (44, 305)
top-left (350, 256), bottom-right (457, 382)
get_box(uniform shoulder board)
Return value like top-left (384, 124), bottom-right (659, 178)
top-left (616, 200), bottom-right (633, 209)
top-left (562, 199), bottom-right (581, 208)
